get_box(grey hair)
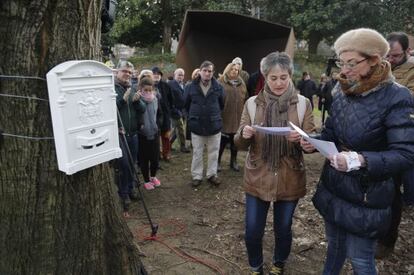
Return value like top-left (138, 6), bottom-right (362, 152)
top-left (116, 60), bottom-right (134, 70)
top-left (260, 52), bottom-right (293, 77)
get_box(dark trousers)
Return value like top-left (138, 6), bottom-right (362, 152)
top-left (218, 133), bottom-right (236, 163)
top-left (245, 193), bottom-right (298, 270)
top-left (138, 134), bottom-right (160, 182)
top-left (118, 134), bottom-right (138, 199)
top-left (378, 177), bottom-right (403, 248)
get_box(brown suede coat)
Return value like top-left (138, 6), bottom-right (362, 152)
top-left (219, 76), bottom-right (248, 134)
top-left (234, 91), bottom-right (315, 202)
top-left (393, 56), bottom-right (414, 94)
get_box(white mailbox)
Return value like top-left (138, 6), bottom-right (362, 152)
top-left (47, 60), bottom-right (122, 175)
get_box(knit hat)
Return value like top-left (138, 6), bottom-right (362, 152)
top-left (334, 28), bottom-right (390, 58)
top-left (232, 57), bottom-right (243, 65)
top-left (151, 66), bottom-right (163, 76)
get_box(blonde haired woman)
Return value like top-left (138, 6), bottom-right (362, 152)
top-left (302, 28), bottom-right (414, 274)
top-left (218, 62), bottom-right (248, 171)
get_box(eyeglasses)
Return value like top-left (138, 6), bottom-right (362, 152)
top-left (335, 58), bottom-right (368, 69)
top-left (386, 52), bottom-right (405, 59)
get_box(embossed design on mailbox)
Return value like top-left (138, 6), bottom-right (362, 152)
top-left (47, 60), bottom-right (122, 175)
top-left (78, 91), bottom-right (103, 124)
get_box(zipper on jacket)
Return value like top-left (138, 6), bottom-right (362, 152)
top-left (363, 192), bottom-right (367, 203)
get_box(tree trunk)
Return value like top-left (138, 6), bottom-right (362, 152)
top-left (0, 1), bottom-right (146, 274)
top-left (308, 31), bottom-right (322, 55)
top-left (162, 0), bottom-right (172, 54)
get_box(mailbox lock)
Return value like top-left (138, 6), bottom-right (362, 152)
top-left (90, 129), bottom-right (96, 134)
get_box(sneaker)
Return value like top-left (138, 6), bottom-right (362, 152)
top-left (269, 263), bottom-right (284, 275)
top-left (191, 179), bottom-right (202, 187)
top-left (143, 182), bottom-right (155, 190)
top-left (150, 177), bottom-right (161, 187)
top-left (207, 175), bottom-right (221, 186)
top-left (250, 268), bottom-right (263, 275)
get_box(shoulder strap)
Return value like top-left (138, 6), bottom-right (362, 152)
top-left (247, 94), bottom-right (307, 126)
top-left (297, 94), bottom-right (307, 127)
top-left (246, 96), bottom-right (257, 124)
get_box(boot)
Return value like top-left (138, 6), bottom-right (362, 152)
top-left (230, 149), bottom-right (240, 172)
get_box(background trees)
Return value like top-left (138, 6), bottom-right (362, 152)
top-left (108, 0), bottom-right (414, 55)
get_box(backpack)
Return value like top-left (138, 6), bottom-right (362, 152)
top-left (246, 94), bottom-right (307, 127)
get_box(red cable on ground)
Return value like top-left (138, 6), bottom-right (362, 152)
top-left (132, 218), bottom-right (226, 275)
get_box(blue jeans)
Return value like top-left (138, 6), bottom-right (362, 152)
top-left (244, 193), bottom-right (298, 271)
top-left (118, 134), bottom-right (138, 199)
top-left (323, 221), bottom-right (377, 275)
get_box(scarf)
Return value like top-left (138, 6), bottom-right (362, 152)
top-left (141, 91), bottom-right (155, 103)
top-left (261, 81), bottom-right (302, 171)
top-left (336, 61), bottom-right (393, 95)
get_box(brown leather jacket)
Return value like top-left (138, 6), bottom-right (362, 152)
top-left (234, 91), bottom-right (315, 202)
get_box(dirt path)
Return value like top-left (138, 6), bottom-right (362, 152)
top-left (126, 149), bottom-right (414, 274)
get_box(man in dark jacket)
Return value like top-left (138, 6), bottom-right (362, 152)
top-left (168, 68), bottom-right (190, 153)
top-left (152, 66), bottom-right (174, 161)
top-left (297, 72), bottom-right (317, 109)
top-left (376, 31), bottom-right (414, 258)
top-left (184, 60), bottom-right (224, 187)
top-left (115, 61), bottom-right (146, 214)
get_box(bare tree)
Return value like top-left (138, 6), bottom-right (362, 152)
top-left (0, 1), bottom-right (146, 274)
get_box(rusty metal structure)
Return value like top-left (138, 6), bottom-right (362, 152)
top-left (176, 10), bottom-right (295, 80)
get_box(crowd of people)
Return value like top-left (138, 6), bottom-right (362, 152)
top-left (112, 29), bottom-right (414, 275)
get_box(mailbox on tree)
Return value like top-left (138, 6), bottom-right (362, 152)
top-left (47, 60), bottom-right (121, 175)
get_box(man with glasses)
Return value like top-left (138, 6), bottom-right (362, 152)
top-left (386, 32), bottom-right (414, 92)
top-left (115, 61), bottom-right (146, 216)
top-left (184, 61), bottom-right (224, 187)
top-left (376, 31), bottom-right (414, 258)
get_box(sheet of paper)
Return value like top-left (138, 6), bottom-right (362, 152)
top-left (252, 125), bottom-right (292, 136)
top-left (289, 121), bottom-right (338, 158)
top-left (305, 137), bottom-right (338, 158)
top-left (289, 121), bottom-right (309, 137)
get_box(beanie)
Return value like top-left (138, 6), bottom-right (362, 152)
top-left (334, 28), bottom-right (389, 58)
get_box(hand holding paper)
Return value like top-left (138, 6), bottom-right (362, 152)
top-left (289, 121), bottom-right (338, 158)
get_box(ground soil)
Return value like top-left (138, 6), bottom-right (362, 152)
top-left (126, 142), bottom-right (414, 275)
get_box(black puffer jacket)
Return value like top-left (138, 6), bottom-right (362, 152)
top-left (312, 81), bottom-right (414, 239)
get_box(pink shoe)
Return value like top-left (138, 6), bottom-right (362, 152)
top-left (150, 177), bottom-right (161, 187)
top-left (143, 182), bottom-right (155, 190)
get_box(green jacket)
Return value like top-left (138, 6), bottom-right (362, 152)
top-left (115, 82), bottom-right (146, 135)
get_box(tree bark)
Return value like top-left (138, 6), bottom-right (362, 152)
top-left (161, 0), bottom-right (172, 53)
top-left (0, 1), bottom-right (145, 274)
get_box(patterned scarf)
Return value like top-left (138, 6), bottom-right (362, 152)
top-left (261, 81), bottom-right (302, 171)
top-left (336, 61), bottom-right (393, 95)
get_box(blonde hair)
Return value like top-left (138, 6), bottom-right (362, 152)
top-left (191, 68), bottom-right (200, 80)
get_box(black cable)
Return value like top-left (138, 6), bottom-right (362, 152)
top-left (116, 108), bottom-right (158, 237)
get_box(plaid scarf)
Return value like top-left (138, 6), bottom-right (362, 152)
top-left (261, 81), bottom-right (302, 171)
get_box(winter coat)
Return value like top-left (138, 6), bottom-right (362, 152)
top-left (393, 56), bottom-right (414, 93)
top-left (297, 79), bottom-right (317, 99)
top-left (168, 80), bottom-right (185, 119)
top-left (155, 80), bottom-right (174, 132)
top-left (115, 82), bottom-right (146, 135)
top-left (218, 76), bottom-right (248, 134)
top-left (184, 77), bottom-right (224, 136)
top-left (312, 82), bottom-right (414, 239)
top-left (234, 91), bottom-right (315, 202)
